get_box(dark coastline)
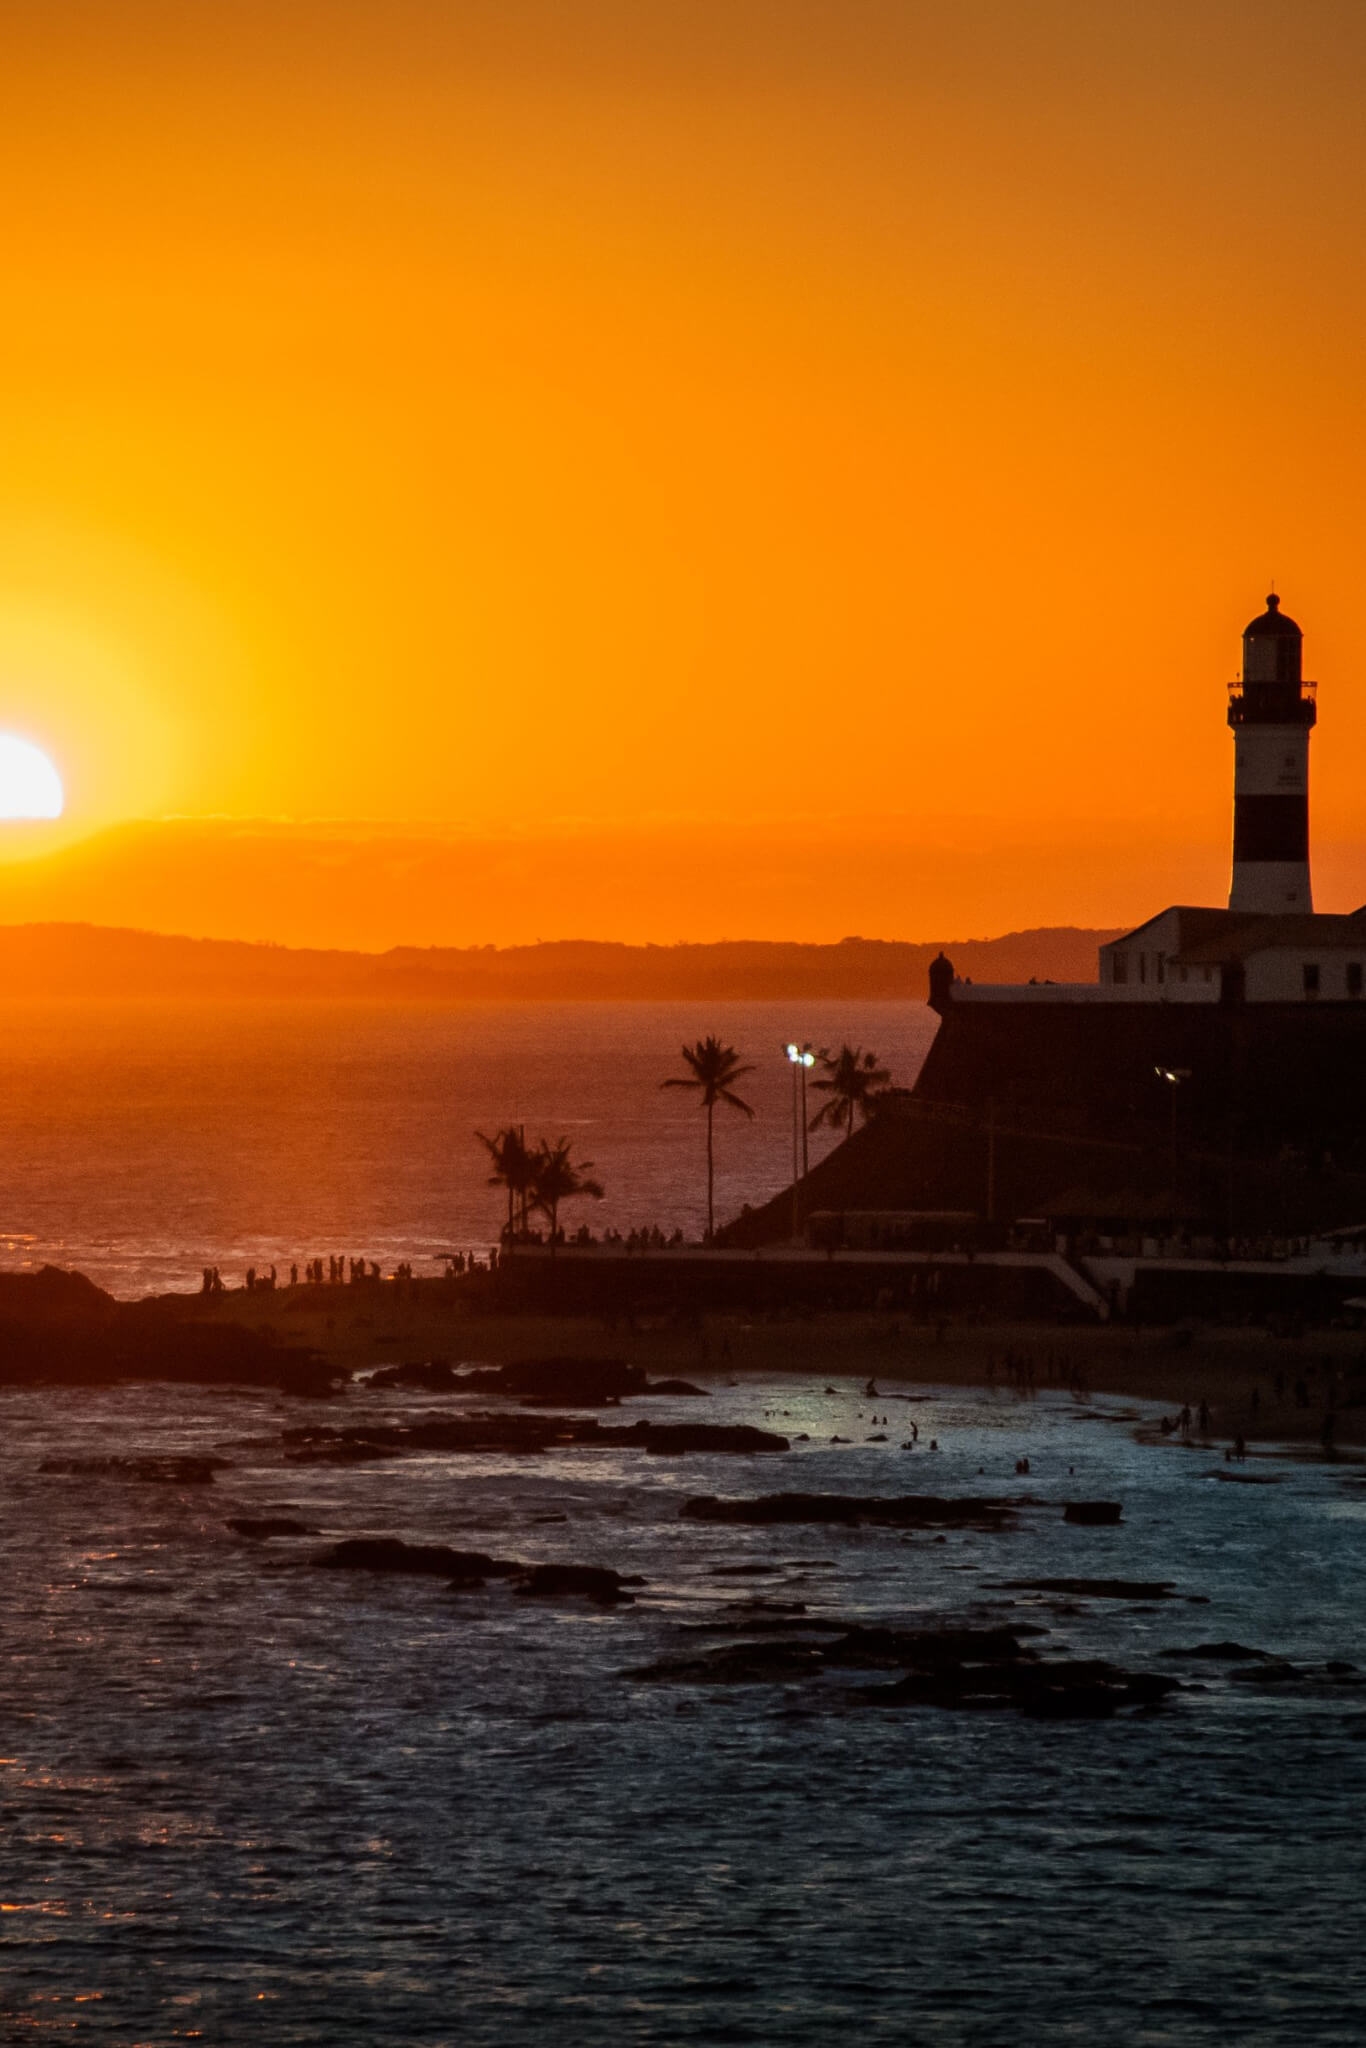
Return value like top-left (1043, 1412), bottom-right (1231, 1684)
top-left (4, 1263), bottom-right (1360, 1454)
top-left (0, 921), bottom-right (1118, 1001)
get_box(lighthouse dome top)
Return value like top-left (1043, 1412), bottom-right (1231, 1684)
top-left (1244, 592), bottom-right (1301, 639)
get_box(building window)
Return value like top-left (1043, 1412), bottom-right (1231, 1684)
top-left (1349, 963), bottom-right (1363, 998)
top-left (1112, 954), bottom-right (1127, 985)
top-left (1304, 963), bottom-right (1321, 998)
top-left (1139, 953), bottom-right (1146, 984)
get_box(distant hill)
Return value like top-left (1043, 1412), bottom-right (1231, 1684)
top-left (0, 814), bottom-right (1181, 954)
top-left (0, 923), bottom-right (1120, 1000)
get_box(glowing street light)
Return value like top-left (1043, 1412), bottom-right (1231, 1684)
top-left (786, 1042), bottom-right (816, 1239)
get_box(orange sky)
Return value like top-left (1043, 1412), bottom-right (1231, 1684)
top-left (1, 0), bottom-right (1365, 945)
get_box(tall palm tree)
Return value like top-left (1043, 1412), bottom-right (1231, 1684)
top-left (662, 1037), bottom-right (756, 1242)
top-left (476, 1125), bottom-right (535, 1240)
top-left (528, 1137), bottom-right (604, 1248)
top-left (808, 1045), bottom-right (891, 1143)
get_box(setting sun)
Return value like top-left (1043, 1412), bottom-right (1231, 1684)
top-left (0, 736), bottom-right (62, 819)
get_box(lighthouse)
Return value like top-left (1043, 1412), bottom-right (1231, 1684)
top-left (1227, 593), bottom-right (1317, 914)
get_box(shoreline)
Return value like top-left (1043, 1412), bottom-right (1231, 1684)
top-left (187, 1290), bottom-right (1366, 1452)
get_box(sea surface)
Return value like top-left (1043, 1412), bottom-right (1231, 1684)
top-left (5, 999), bottom-right (1366, 2044)
top-left (5, 1370), bottom-right (1366, 2045)
top-left (0, 1000), bottom-right (937, 1297)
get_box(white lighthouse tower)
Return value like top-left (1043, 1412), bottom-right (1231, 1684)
top-left (1227, 593), bottom-right (1316, 914)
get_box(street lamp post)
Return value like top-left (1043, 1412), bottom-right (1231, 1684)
top-left (1154, 1066), bottom-right (1192, 1233)
top-left (786, 1042), bottom-right (816, 1242)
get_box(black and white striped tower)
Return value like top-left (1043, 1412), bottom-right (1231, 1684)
top-left (1227, 593), bottom-right (1317, 914)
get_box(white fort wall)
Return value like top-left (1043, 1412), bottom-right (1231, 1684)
top-left (1244, 950), bottom-right (1366, 1002)
top-left (953, 980), bottom-right (1217, 1003)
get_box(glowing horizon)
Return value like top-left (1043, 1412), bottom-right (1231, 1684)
top-left (1, 2), bottom-right (1365, 943)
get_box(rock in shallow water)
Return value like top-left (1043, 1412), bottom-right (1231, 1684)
top-left (283, 1415), bottom-right (787, 1463)
top-left (515, 1564), bottom-right (643, 1606)
top-left (1159, 1641), bottom-right (1274, 1662)
top-left (1001, 1577), bottom-right (1178, 1601)
top-left (682, 1492), bottom-right (1017, 1530)
top-left (368, 1359), bottom-right (460, 1391)
top-left (628, 1622), bottom-right (1179, 1719)
top-left (313, 1537), bottom-right (521, 1581)
top-left (473, 1357), bottom-right (647, 1404)
top-left (41, 1454), bottom-right (227, 1485)
top-left (228, 1516), bottom-right (315, 1539)
top-left (645, 1425), bottom-right (787, 1456)
top-left (312, 1539), bottom-right (646, 1606)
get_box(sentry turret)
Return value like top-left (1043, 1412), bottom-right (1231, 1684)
top-left (1227, 593), bottom-right (1317, 914)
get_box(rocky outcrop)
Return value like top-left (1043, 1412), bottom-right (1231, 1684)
top-left (465, 1357), bottom-right (648, 1404)
top-left (283, 1415), bottom-right (788, 1464)
top-left (369, 1358), bottom-right (710, 1402)
top-left (228, 1516), bottom-right (315, 1538)
top-left (1158, 1641), bottom-right (1272, 1662)
top-left (873, 1657), bottom-right (1177, 1719)
top-left (629, 1620), bottom-right (1179, 1719)
top-left (515, 1563), bottom-right (644, 1606)
top-left (634, 1638), bottom-right (829, 1685)
top-left (368, 1360), bottom-right (460, 1391)
top-left (682, 1491), bottom-right (1017, 1530)
top-left (0, 1265), bottom-right (117, 1329)
top-left (41, 1454), bottom-right (226, 1484)
top-left (0, 1284), bottom-right (339, 1395)
top-left (285, 1415), bottom-right (589, 1462)
top-left (643, 1424), bottom-right (786, 1456)
top-left (314, 1537), bottom-right (521, 1582)
top-left (1003, 1577), bottom-right (1177, 1600)
top-left (312, 1537), bottom-right (645, 1606)
top-left (1063, 1501), bottom-right (1123, 1525)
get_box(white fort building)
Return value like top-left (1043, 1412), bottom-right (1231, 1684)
top-left (947, 593), bottom-right (1365, 1009)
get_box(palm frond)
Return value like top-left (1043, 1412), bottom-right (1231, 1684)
top-left (663, 1035), bottom-right (756, 1110)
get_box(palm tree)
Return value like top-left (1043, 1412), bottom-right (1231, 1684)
top-left (476, 1125), bottom-right (535, 1240)
top-left (808, 1045), bottom-right (891, 1143)
top-left (662, 1037), bottom-right (756, 1242)
top-left (528, 1137), bottom-right (604, 1247)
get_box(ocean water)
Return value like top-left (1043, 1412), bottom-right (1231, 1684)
top-left (0, 1000), bottom-right (936, 1297)
top-left (4, 999), bottom-right (1365, 2044)
top-left (4, 1370), bottom-right (1366, 2045)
